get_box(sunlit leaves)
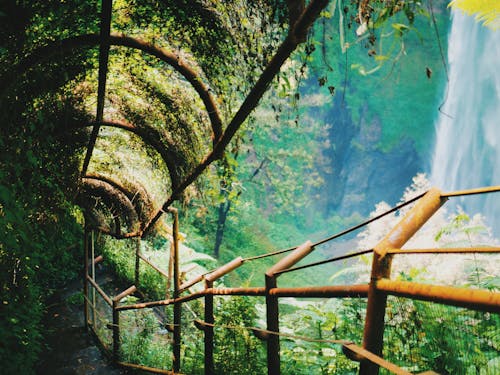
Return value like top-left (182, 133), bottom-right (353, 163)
top-left (449, 0), bottom-right (500, 29)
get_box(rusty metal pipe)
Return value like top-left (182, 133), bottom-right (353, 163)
top-left (81, 0), bottom-right (113, 177)
top-left (387, 246), bottom-right (500, 254)
top-left (205, 257), bottom-right (244, 283)
top-left (169, 208), bottom-right (182, 373)
top-left (87, 275), bottom-right (113, 306)
top-left (179, 274), bottom-right (205, 292)
top-left (343, 344), bottom-right (413, 375)
top-left (442, 185), bottom-right (500, 197)
top-left (112, 299), bottom-right (120, 361)
top-left (374, 188), bottom-right (446, 259)
top-left (115, 285), bottom-right (370, 312)
top-left (361, 188), bottom-right (445, 375)
top-left (376, 279), bottom-right (500, 312)
top-left (208, 287), bottom-right (266, 296)
top-left (204, 281), bottom-right (214, 374)
top-left (113, 285), bottom-right (137, 303)
top-left (83, 229), bottom-right (90, 327)
top-left (93, 254), bottom-right (104, 265)
top-left (269, 284), bottom-right (369, 298)
top-left (266, 241), bottom-right (313, 277)
top-left (117, 361), bottom-right (179, 374)
top-left (265, 275), bottom-right (280, 374)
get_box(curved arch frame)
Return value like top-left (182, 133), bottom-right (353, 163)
top-left (84, 173), bottom-right (155, 231)
top-left (1, 33), bottom-right (223, 141)
top-left (81, 120), bottom-right (187, 190)
top-left (79, 177), bottom-right (140, 233)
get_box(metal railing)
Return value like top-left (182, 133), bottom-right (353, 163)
top-left (83, 185), bottom-right (500, 375)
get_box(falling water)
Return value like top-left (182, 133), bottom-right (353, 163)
top-left (430, 10), bottom-right (500, 235)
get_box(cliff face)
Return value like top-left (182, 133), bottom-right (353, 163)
top-left (304, 10), bottom-right (451, 219)
top-left (318, 96), bottom-right (422, 217)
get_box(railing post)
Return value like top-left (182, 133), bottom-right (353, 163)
top-left (83, 228), bottom-right (89, 329)
top-left (169, 208), bottom-right (182, 373)
top-left (112, 299), bottom-right (120, 361)
top-left (265, 274), bottom-right (280, 375)
top-left (360, 188), bottom-right (445, 375)
top-left (204, 281), bottom-right (215, 375)
top-left (202, 257), bottom-right (245, 374)
top-left (265, 241), bottom-right (314, 375)
top-left (91, 230), bottom-right (97, 327)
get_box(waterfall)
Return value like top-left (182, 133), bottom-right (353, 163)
top-left (430, 10), bottom-right (500, 235)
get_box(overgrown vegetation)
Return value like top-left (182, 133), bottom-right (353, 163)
top-left (1, 0), bottom-right (498, 374)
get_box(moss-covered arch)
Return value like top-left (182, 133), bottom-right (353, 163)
top-left (1, 33), bottom-right (223, 142)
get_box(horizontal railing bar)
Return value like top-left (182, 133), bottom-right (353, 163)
top-left (87, 225), bottom-right (141, 239)
top-left (387, 247), bottom-right (500, 254)
top-left (208, 287), bottom-right (266, 296)
top-left (87, 275), bottom-right (113, 306)
top-left (376, 279), bottom-right (500, 312)
top-left (116, 291), bottom-right (206, 311)
top-left (269, 284), bottom-right (369, 298)
top-left (442, 185), bottom-right (500, 197)
top-left (343, 343), bottom-right (413, 375)
top-left (116, 285), bottom-right (369, 311)
top-left (274, 249), bottom-right (373, 275)
top-left (138, 253), bottom-right (169, 278)
top-left (117, 361), bottom-right (180, 374)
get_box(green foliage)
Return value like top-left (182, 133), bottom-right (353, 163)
top-left (382, 297), bottom-right (500, 374)
top-left (304, 0), bottom-right (449, 156)
top-left (279, 298), bottom-right (363, 374)
top-left (213, 296), bottom-right (266, 374)
top-left (120, 306), bottom-right (171, 369)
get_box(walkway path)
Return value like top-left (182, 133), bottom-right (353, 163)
top-left (36, 269), bottom-right (128, 375)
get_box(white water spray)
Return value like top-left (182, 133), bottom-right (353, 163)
top-left (430, 10), bottom-right (500, 234)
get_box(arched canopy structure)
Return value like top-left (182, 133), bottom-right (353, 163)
top-left (0, 0), bottom-right (329, 238)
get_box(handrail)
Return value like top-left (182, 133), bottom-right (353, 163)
top-left (266, 241), bottom-right (314, 277)
top-left (442, 185), bottom-right (500, 197)
top-left (376, 279), bottom-right (500, 312)
top-left (85, 184), bottom-right (500, 375)
top-left (386, 246), bottom-right (500, 254)
top-left (87, 275), bottom-right (113, 306)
